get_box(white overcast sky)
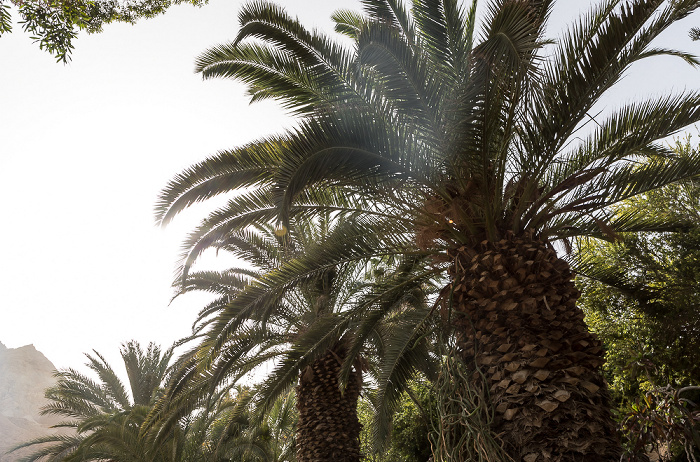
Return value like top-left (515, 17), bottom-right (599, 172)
top-left (1, 0), bottom-right (699, 374)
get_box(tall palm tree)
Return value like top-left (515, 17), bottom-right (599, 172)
top-left (11, 341), bottom-right (176, 462)
top-left (151, 214), bottom-right (435, 462)
top-left (157, 0), bottom-right (700, 460)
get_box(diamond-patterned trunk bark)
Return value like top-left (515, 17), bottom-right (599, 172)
top-left (295, 348), bottom-right (362, 462)
top-left (450, 234), bottom-right (621, 461)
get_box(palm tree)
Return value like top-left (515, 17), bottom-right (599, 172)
top-left (11, 341), bottom-right (176, 462)
top-left (151, 214), bottom-right (435, 462)
top-left (156, 0), bottom-right (700, 459)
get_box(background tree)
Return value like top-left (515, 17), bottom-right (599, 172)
top-left (577, 141), bottom-right (700, 399)
top-left (576, 141), bottom-right (700, 461)
top-left (0, 0), bottom-right (207, 62)
top-left (190, 386), bottom-right (298, 462)
top-left (358, 379), bottom-right (435, 462)
top-left (11, 341), bottom-right (176, 462)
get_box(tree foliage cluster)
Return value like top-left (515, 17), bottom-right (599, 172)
top-left (9, 0), bottom-right (700, 461)
top-left (0, 0), bottom-right (206, 62)
top-left (577, 140), bottom-right (700, 460)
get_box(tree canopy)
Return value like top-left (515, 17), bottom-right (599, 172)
top-left (0, 0), bottom-right (207, 62)
top-left (578, 140), bottom-right (700, 398)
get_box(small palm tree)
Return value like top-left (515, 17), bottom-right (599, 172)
top-left (11, 341), bottom-right (175, 462)
top-left (157, 0), bottom-right (700, 459)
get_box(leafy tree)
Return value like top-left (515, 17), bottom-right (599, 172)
top-left (11, 340), bottom-right (298, 462)
top-left (576, 143), bottom-right (700, 461)
top-left (577, 145), bottom-right (700, 399)
top-left (619, 385), bottom-right (700, 462)
top-left (190, 386), bottom-right (298, 462)
top-left (359, 380), bottom-right (435, 462)
top-left (156, 0), bottom-right (700, 459)
top-left (0, 0), bottom-right (207, 62)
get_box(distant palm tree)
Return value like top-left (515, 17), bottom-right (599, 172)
top-left (10, 341), bottom-right (175, 462)
top-left (157, 0), bottom-right (700, 459)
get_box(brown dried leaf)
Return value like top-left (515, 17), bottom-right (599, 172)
top-left (559, 376), bottom-right (580, 386)
top-left (497, 379), bottom-right (511, 389)
top-left (581, 381), bottom-right (600, 394)
top-left (536, 400), bottom-right (559, 412)
top-left (506, 383), bottom-right (521, 394)
top-left (550, 330), bottom-right (564, 340)
top-left (533, 370), bottom-right (550, 381)
top-left (566, 366), bottom-right (586, 376)
top-left (512, 370), bottom-right (530, 384)
top-left (529, 357), bottom-right (551, 368)
top-left (525, 383), bottom-right (540, 393)
top-left (497, 343), bottom-right (513, 353)
top-left (503, 408), bottom-right (519, 421)
top-left (505, 361), bottom-right (521, 372)
top-left (302, 366), bottom-right (315, 383)
top-left (553, 390), bottom-right (571, 402)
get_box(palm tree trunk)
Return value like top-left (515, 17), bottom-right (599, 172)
top-left (449, 233), bottom-right (621, 462)
top-left (295, 348), bottom-right (362, 462)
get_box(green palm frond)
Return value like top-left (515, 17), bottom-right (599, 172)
top-left (363, 0), bottom-right (415, 39)
top-left (10, 434), bottom-right (83, 462)
top-left (120, 341), bottom-right (174, 406)
top-left (155, 137), bottom-right (286, 226)
top-left (84, 351), bottom-right (131, 410)
top-left (371, 304), bottom-right (437, 449)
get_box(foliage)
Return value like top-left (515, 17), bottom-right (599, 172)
top-left (576, 141), bottom-right (700, 460)
top-left (10, 340), bottom-right (297, 462)
top-left (192, 386), bottom-right (297, 462)
top-left (147, 211), bottom-right (437, 460)
top-left (620, 386), bottom-right (700, 462)
top-left (577, 142), bottom-right (700, 400)
top-left (359, 380), bottom-right (434, 462)
top-left (0, 0), bottom-right (207, 62)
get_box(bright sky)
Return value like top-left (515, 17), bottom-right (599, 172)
top-left (1, 0), bottom-right (699, 374)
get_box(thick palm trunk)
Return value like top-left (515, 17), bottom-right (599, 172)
top-left (295, 348), bottom-right (362, 462)
top-left (449, 233), bottom-right (620, 461)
